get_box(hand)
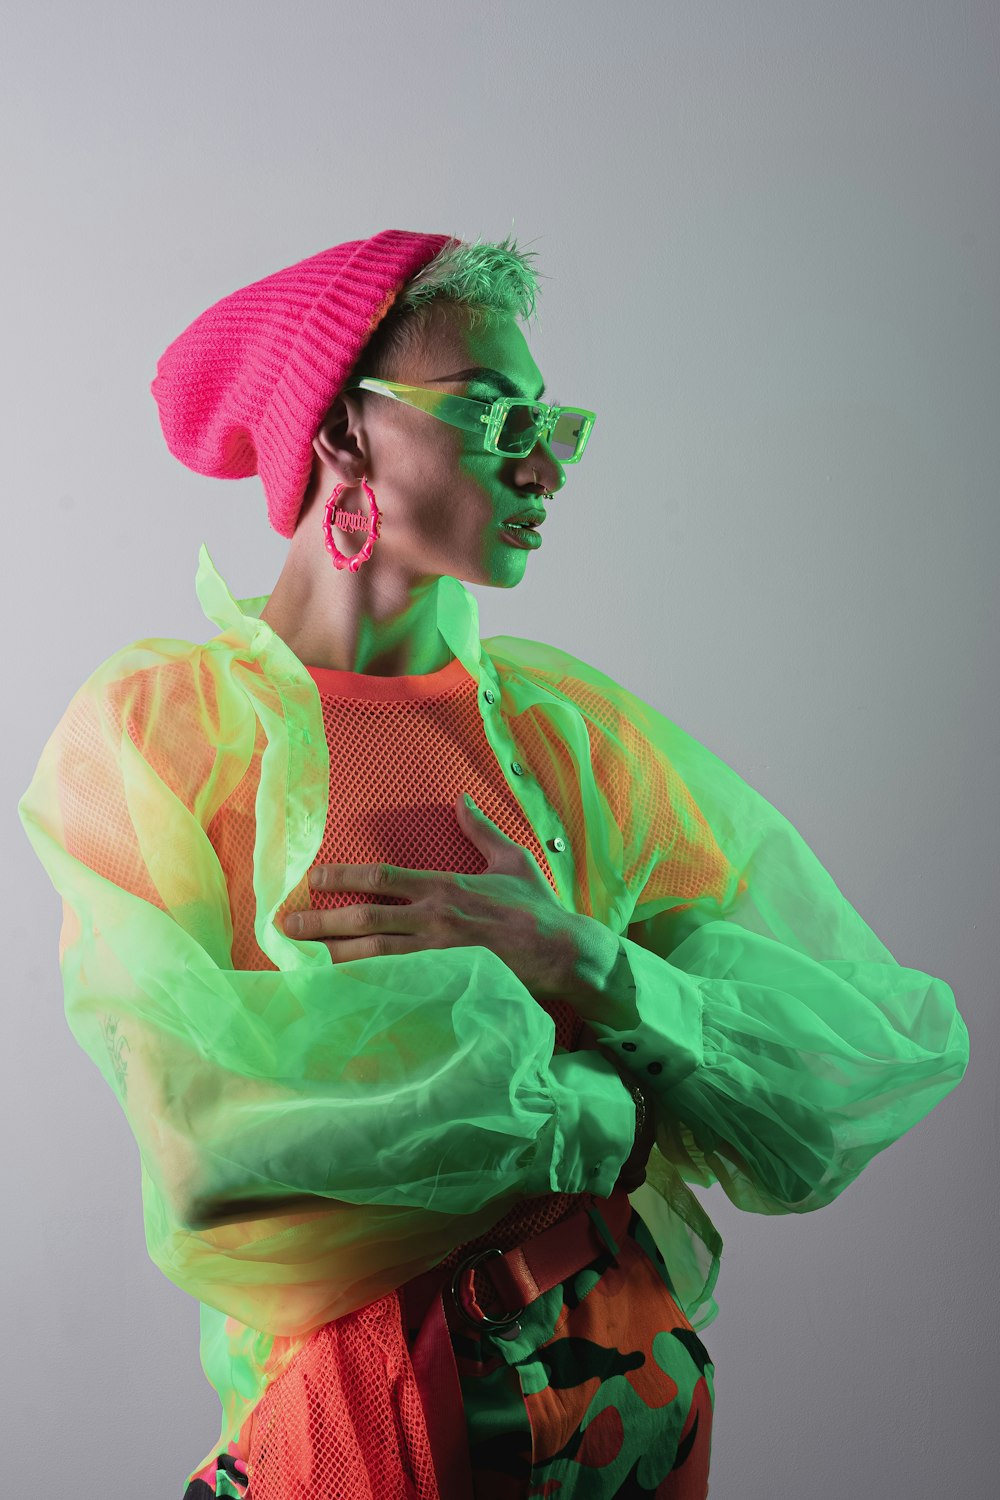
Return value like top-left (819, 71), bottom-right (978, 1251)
top-left (280, 791), bottom-right (588, 1001)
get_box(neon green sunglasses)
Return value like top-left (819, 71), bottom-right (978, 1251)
top-left (342, 378), bottom-right (596, 464)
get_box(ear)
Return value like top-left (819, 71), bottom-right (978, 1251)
top-left (313, 391), bottom-right (368, 476)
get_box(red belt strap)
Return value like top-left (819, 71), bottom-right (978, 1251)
top-left (399, 1185), bottom-right (634, 1500)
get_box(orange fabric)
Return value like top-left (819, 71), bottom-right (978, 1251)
top-left (207, 653), bottom-right (597, 1497)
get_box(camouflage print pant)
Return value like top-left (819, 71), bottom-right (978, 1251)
top-left (452, 1206), bottom-right (715, 1498)
top-left (183, 1207), bottom-right (715, 1500)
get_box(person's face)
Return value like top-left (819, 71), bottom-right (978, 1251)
top-left (304, 301), bottom-right (566, 587)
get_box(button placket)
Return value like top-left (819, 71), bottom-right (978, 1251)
top-left (477, 706), bottom-right (575, 911)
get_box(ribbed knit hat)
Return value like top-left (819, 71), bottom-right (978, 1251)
top-left (150, 229), bottom-right (457, 538)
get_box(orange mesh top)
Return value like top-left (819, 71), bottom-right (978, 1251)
top-left (207, 652), bottom-right (595, 1496)
top-left (300, 652), bottom-right (589, 1262)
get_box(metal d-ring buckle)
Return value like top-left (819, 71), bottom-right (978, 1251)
top-left (450, 1247), bottom-right (525, 1331)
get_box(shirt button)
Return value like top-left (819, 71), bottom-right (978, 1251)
top-left (484, 689), bottom-right (496, 704)
top-left (621, 1041), bottom-right (637, 1052)
top-left (511, 761), bottom-right (524, 776)
top-left (547, 836), bottom-right (566, 853)
top-left (646, 1061), bottom-right (663, 1076)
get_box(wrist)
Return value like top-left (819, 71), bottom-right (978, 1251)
top-left (563, 918), bottom-right (635, 1027)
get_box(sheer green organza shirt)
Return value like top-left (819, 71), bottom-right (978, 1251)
top-left (17, 543), bottom-right (970, 1468)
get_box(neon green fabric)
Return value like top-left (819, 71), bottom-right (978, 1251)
top-left (18, 543), bottom-right (969, 1473)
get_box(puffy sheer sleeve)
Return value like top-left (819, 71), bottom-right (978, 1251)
top-left (17, 652), bottom-right (636, 1338)
top-left (553, 660), bottom-right (971, 1218)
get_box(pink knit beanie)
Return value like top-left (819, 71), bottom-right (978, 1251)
top-left (150, 229), bottom-right (457, 538)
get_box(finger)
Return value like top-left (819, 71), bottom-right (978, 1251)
top-left (322, 933), bottom-right (430, 963)
top-left (283, 902), bottom-right (415, 940)
top-left (308, 862), bottom-right (426, 894)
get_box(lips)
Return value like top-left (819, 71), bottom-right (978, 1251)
top-left (501, 509), bottom-right (546, 526)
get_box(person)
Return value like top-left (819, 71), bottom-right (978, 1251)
top-left (17, 228), bottom-right (970, 1499)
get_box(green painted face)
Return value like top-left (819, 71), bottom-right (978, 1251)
top-left (348, 302), bottom-right (571, 587)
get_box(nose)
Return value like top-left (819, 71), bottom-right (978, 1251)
top-left (526, 439), bottom-right (564, 495)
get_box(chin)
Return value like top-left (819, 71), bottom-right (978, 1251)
top-left (457, 561), bottom-right (527, 590)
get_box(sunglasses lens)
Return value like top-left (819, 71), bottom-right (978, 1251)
top-left (496, 403), bottom-right (545, 454)
top-left (549, 410), bottom-right (588, 462)
top-left (496, 404), bottom-right (587, 460)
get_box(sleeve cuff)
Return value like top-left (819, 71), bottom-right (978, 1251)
top-left (546, 1048), bottom-right (637, 1197)
top-left (585, 936), bottom-right (705, 1091)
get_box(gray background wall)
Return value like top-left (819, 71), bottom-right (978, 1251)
top-left (3, 2), bottom-right (996, 1494)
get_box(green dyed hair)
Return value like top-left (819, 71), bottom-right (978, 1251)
top-left (352, 230), bottom-right (545, 382)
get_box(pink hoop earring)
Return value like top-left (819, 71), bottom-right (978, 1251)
top-left (322, 476), bottom-right (381, 572)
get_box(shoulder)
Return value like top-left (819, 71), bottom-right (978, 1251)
top-left (483, 632), bottom-right (671, 754)
top-left (485, 632), bottom-right (623, 710)
top-left (55, 635), bottom-right (237, 813)
top-left (66, 633), bottom-right (211, 730)
top-left (483, 632), bottom-right (738, 904)
top-left (484, 632), bottom-right (751, 807)
top-left (483, 631), bottom-right (682, 814)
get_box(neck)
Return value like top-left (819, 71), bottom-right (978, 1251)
top-left (259, 541), bottom-right (454, 677)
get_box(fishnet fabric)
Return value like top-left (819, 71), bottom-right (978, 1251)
top-left (245, 1295), bottom-right (437, 1500)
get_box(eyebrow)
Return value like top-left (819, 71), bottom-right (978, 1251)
top-left (426, 366), bottom-right (546, 401)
